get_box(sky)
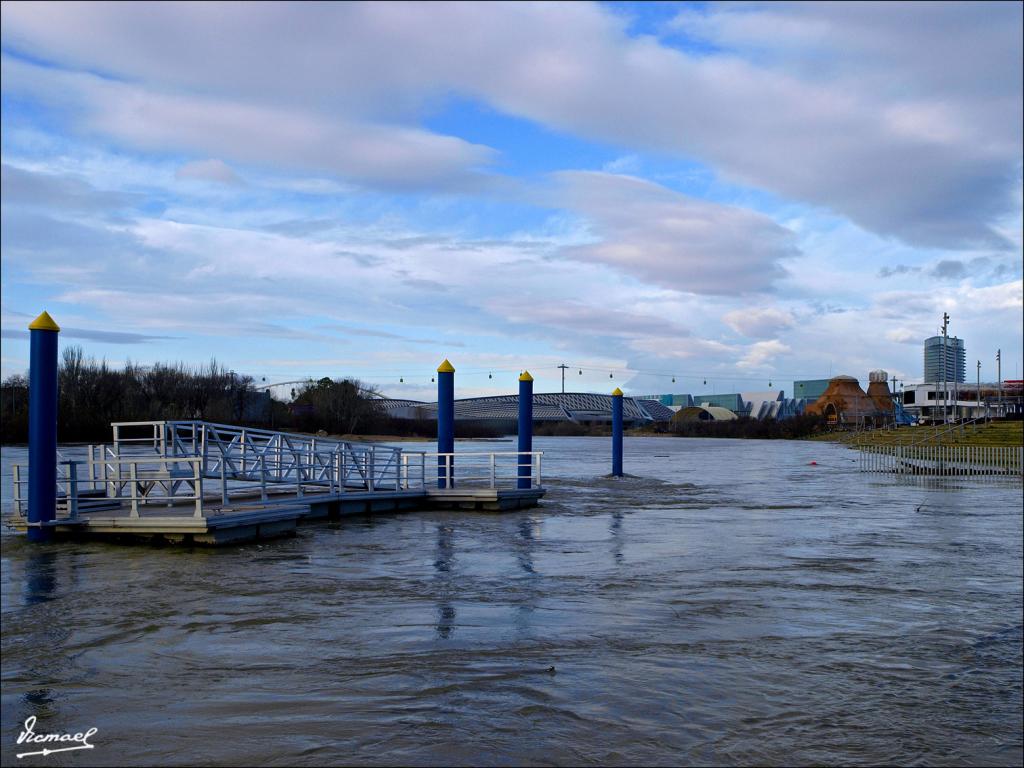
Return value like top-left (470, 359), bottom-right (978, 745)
top-left (1, 1), bottom-right (1022, 402)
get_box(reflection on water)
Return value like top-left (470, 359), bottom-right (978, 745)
top-left (434, 524), bottom-right (456, 640)
top-left (1, 437), bottom-right (1022, 766)
top-left (516, 518), bottom-right (536, 575)
top-left (609, 510), bottom-right (624, 566)
top-left (24, 550), bottom-right (57, 606)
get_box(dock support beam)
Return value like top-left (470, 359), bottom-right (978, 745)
top-left (518, 371), bottom-right (534, 489)
top-left (611, 387), bottom-right (623, 477)
top-left (437, 359), bottom-right (455, 488)
top-left (28, 311), bottom-right (61, 542)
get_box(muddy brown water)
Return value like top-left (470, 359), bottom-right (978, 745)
top-left (2, 437), bottom-right (1021, 766)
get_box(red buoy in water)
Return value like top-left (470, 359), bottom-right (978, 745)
top-left (809, 461), bottom-right (818, 465)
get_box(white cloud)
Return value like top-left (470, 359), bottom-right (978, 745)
top-left (555, 171), bottom-right (797, 295)
top-left (175, 159), bottom-right (242, 185)
top-left (722, 306), bottom-right (795, 338)
top-left (1, 56), bottom-right (497, 192)
top-left (738, 339), bottom-right (791, 369)
top-left (2, 2), bottom-right (1019, 246)
top-left (962, 280), bottom-right (1024, 312)
top-left (2, 3), bottom-right (1021, 388)
top-left (885, 328), bottom-right (920, 345)
top-left (1, 162), bottom-right (135, 212)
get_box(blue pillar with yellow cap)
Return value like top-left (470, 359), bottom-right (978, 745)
top-left (517, 370), bottom-right (534, 489)
top-left (28, 311), bottom-right (60, 542)
top-left (611, 387), bottom-right (624, 477)
top-left (437, 359), bottom-right (455, 488)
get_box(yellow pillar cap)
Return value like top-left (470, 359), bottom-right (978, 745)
top-left (612, 387), bottom-right (623, 396)
top-left (519, 370), bottom-right (533, 382)
top-left (28, 311), bottom-right (61, 332)
top-left (437, 359), bottom-right (455, 373)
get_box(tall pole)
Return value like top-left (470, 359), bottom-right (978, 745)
top-left (941, 312), bottom-right (949, 424)
top-left (558, 363), bottom-right (568, 394)
top-left (892, 377), bottom-right (899, 426)
top-left (436, 359), bottom-right (455, 489)
top-left (952, 337), bottom-right (960, 420)
top-left (977, 360), bottom-right (981, 421)
top-left (518, 371), bottom-right (534, 489)
top-left (611, 387), bottom-right (623, 477)
top-left (28, 311), bottom-right (60, 543)
top-left (997, 349), bottom-right (1002, 418)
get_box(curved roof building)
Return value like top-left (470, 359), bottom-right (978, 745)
top-left (674, 405), bottom-right (739, 422)
top-left (374, 392), bottom-right (656, 423)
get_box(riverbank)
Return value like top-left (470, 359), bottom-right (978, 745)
top-left (811, 420), bottom-right (1023, 447)
top-left (634, 413), bottom-right (826, 440)
top-left (333, 434), bottom-right (513, 443)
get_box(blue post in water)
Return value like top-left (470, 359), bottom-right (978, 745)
top-left (611, 387), bottom-right (624, 477)
top-left (518, 371), bottom-right (534, 489)
top-left (28, 311), bottom-right (60, 542)
top-left (437, 359), bottom-right (455, 488)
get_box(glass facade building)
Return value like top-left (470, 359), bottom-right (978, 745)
top-left (923, 336), bottom-right (965, 383)
top-left (792, 379), bottom-right (831, 402)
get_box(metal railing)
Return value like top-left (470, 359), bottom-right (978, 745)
top-left (906, 417), bottom-right (985, 446)
top-left (10, 422), bottom-right (547, 523)
top-left (850, 417), bottom-right (986, 448)
top-left (109, 420), bottom-right (413, 492)
top-left (859, 444), bottom-right (1023, 477)
top-left (409, 451), bottom-right (544, 490)
top-left (13, 455), bottom-right (204, 520)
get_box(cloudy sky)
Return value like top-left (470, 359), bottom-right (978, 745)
top-left (2, 1), bottom-right (1021, 400)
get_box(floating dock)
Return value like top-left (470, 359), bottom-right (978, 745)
top-left (7, 420), bottom-right (545, 545)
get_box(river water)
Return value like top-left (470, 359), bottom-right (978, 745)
top-left (1, 437), bottom-right (1021, 766)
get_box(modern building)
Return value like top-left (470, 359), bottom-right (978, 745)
top-left (638, 393), bottom-right (694, 409)
top-left (374, 388), bottom-right (809, 427)
top-left (924, 336), bottom-right (965, 383)
top-left (692, 393), bottom-right (746, 412)
top-left (631, 391), bottom-right (804, 420)
top-left (374, 392), bottom-right (655, 427)
top-left (900, 380), bottom-right (1022, 423)
top-left (635, 399), bottom-right (677, 421)
top-left (742, 391), bottom-right (802, 420)
top-left (793, 379), bottom-right (830, 402)
top-left (675, 406), bottom-right (739, 422)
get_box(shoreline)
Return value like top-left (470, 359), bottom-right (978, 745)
top-left (4, 419), bottom-right (1019, 448)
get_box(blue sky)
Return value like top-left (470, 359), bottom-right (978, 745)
top-left (1, 1), bottom-right (1021, 401)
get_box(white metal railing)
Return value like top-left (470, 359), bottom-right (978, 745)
top-left (858, 444), bottom-right (1023, 477)
top-left (407, 451), bottom-right (544, 490)
top-left (10, 423), bottom-right (545, 523)
top-left (108, 420), bottom-right (416, 493)
top-left (12, 455), bottom-right (205, 520)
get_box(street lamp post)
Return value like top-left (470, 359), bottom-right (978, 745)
top-left (977, 360), bottom-right (981, 422)
top-left (997, 349), bottom-right (1002, 418)
top-left (941, 313), bottom-right (949, 424)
